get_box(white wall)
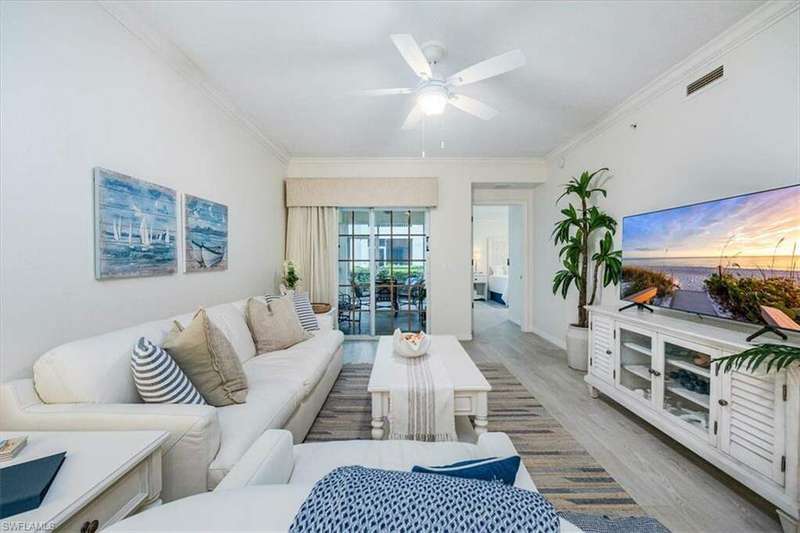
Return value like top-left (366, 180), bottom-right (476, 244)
top-left (1, 1), bottom-right (287, 380)
top-left (532, 6), bottom-right (800, 349)
top-left (287, 158), bottom-right (546, 339)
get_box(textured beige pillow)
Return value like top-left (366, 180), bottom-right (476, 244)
top-left (246, 297), bottom-right (310, 354)
top-left (163, 308), bottom-right (248, 406)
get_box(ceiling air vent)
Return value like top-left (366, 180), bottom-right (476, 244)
top-left (686, 66), bottom-right (724, 96)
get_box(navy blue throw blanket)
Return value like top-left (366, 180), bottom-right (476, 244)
top-left (290, 466), bottom-right (560, 532)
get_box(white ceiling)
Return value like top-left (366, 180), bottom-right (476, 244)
top-left (132, 1), bottom-right (762, 158)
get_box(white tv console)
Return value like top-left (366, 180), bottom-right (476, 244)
top-left (585, 305), bottom-right (799, 532)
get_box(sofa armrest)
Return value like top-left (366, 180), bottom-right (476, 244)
top-left (214, 430), bottom-right (294, 491)
top-left (0, 379), bottom-right (220, 501)
top-left (477, 432), bottom-right (536, 491)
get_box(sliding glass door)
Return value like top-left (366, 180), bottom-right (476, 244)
top-left (338, 208), bottom-right (428, 337)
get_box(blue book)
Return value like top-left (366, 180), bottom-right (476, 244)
top-left (0, 452), bottom-right (66, 519)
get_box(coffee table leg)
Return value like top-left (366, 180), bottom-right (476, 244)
top-left (474, 392), bottom-right (489, 435)
top-left (371, 393), bottom-right (385, 440)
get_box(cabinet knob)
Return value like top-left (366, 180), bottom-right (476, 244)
top-left (605, 349), bottom-right (612, 355)
top-left (648, 368), bottom-right (661, 377)
top-left (718, 399), bottom-right (729, 406)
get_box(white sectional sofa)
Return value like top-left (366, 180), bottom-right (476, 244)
top-left (0, 297), bottom-right (343, 502)
top-left (111, 430), bottom-right (581, 532)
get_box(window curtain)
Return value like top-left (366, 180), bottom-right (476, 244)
top-left (286, 206), bottom-right (338, 305)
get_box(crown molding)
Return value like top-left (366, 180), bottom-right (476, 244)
top-left (98, 1), bottom-right (290, 165)
top-left (288, 156), bottom-right (547, 165)
top-left (546, 0), bottom-right (800, 160)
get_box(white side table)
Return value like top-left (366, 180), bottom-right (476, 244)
top-left (473, 273), bottom-right (488, 301)
top-left (0, 431), bottom-right (168, 532)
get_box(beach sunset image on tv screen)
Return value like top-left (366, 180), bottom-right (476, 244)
top-left (621, 185), bottom-right (800, 331)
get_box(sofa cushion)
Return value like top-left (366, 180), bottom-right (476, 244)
top-left (205, 303), bottom-right (257, 364)
top-left (411, 456), bottom-right (521, 486)
top-left (289, 440), bottom-right (493, 485)
top-left (244, 330), bottom-right (343, 397)
top-left (266, 293), bottom-right (318, 332)
top-left (131, 337), bottom-right (205, 404)
top-left (246, 297), bottom-right (310, 354)
top-left (34, 319), bottom-right (175, 404)
top-left (163, 310), bottom-right (248, 407)
top-left (110, 485), bottom-right (314, 532)
top-left (207, 379), bottom-right (303, 488)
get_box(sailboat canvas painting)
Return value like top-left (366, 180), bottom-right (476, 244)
top-left (94, 168), bottom-right (177, 279)
top-left (184, 194), bottom-right (228, 273)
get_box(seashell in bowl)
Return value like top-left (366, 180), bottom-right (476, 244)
top-left (392, 329), bottom-right (431, 358)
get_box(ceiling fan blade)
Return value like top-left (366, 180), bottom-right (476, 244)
top-left (401, 104), bottom-right (424, 130)
top-left (447, 49), bottom-right (526, 87)
top-left (449, 94), bottom-right (498, 120)
top-left (390, 34), bottom-right (432, 79)
top-left (352, 88), bottom-right (414, 96)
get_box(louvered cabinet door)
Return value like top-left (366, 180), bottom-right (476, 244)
top-left (719, 364), bottom-right (786, 486)
top-left (589, 314), bottom-right (615, 384)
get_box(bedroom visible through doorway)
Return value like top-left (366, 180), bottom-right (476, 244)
top-left (472, 205), bottom-right (523, 336)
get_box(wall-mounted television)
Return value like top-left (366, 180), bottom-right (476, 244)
top-left (621, 184), bottom-right (800, 334)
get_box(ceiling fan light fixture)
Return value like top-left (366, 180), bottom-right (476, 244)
top-left (417, 86), bottom-right (448, 116)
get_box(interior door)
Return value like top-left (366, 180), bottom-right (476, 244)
top-left (507, 205), bottom-right (523, 326)
top-left (719, 362), bottom-right (786, 485)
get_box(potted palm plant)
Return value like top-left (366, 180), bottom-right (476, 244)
top-left (552, 168), bottom-right (622, 370)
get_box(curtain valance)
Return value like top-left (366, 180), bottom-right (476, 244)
top-left (286, 178), bottom-right (438, 207)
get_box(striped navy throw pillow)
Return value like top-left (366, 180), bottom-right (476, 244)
top-left (266, 292), bottom-right (319, 332)
top-left (412, 456), bottom-right (521, 485)
top-left (131, 337), bottom-right (206, 405)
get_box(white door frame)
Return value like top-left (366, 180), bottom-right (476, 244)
top-left (470, 187), bottom-right (535, 336)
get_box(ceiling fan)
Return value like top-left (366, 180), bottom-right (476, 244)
top-left (355, 34), bottom-right (526, 130)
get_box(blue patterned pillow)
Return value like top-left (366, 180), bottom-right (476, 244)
top-left (266, 293), bottom-right (319, 332)
top-left (289, 465), bottom-right (559, 532)
top-left (412, 456), bottom-right (521, 485)
top-left (131, 337), bottom-right (205, 404)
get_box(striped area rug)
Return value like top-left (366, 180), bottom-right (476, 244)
top-left (305, 362), bottom-right (644, 517)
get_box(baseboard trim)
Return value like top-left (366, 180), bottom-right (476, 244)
top-left (530, 327), bottom-right (567, 350)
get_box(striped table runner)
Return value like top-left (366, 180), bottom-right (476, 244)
top-left (388, 353), bottom-right (457, 442)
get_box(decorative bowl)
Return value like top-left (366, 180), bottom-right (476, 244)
top-left (392, 329), bottom-right (431, 358)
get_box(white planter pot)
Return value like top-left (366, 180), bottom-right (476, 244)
top-left (566, 325), bottom-right (589, 371)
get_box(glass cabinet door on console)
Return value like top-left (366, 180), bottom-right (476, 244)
top-left (661, 336), bottom-right (720, 442)
top-left (616, 326), bottom-right (657, 405)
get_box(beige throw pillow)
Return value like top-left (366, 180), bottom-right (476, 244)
top-left (163, 308), bottom-right (248, 406)
top-left (246, 296), bottom-right (310, 354)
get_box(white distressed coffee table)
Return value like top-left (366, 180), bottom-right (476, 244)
top-left (367, 335), bottom-right (491, 440)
